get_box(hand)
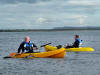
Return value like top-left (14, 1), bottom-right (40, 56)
top-left (33, 47), bottom-right (38, 50)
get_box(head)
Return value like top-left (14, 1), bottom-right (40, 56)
top-left (25, 36), bottom-right (30, 42)
top-left (74, 35), bottom-right (80, 40)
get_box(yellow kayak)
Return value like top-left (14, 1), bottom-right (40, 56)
top-left (8, 48), bottom-right (66, 58)
top-left (66, 47), bottom-right (95, 52)
top-left (45, 45), bottom-right (95, 52)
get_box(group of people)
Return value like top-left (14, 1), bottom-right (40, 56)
top-left (17, 35), bottom-right (82, 54)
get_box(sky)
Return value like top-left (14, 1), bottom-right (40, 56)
top-left (0, 0), bottom-right (100, 29)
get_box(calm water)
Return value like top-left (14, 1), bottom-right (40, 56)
top-left (0, 30), bottom-right (100, 75)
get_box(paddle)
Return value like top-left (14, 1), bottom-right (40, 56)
top-left (3, 56), bottom-right (12, 59)
top-left (40, 43), bottom-right (52, 47)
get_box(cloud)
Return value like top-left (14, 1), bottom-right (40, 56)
top-left (0, 0), bottom-right (100, 29)
top-left (66, 15), bottom-right (88, 19)
top-left (36, 18), bottom-right (46, 23)
top-left (67, 0), bottom-right (96, 6)
top-left (0, 0), bottom-right (55, 4)
top-left (5, 18), bottom-right (16, 21)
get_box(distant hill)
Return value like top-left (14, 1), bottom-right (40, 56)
top-left (54, 26), bottom-right (100, 30)
top-left (0, 26), bottom-right (100, 32)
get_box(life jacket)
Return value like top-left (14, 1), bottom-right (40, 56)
top-left (24, 41), bottom-right (33, 52)
top-left (76, 38), bottom-right (82, 46)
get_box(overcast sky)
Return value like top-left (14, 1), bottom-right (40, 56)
top-left (0, 0), bottom-right (100, 29)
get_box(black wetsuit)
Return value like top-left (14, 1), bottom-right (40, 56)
top-left (18, 41), bottom-right (37, 53)
top-left (66, 39), bottom-right (82, 48)
top-left (72, 39), bottom-right (80, 48)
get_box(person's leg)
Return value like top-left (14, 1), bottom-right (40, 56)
top-left (65, 45), bottom-right (74, 48)
top-left (56, 45), bottom-right (62, 49)
top-left (26, 50), bottom-right (33, 53)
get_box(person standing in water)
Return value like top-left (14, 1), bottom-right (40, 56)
top-left (65, 35), bottom-right (82, 48)
top-left (17, 36), bottom-right (38, 53)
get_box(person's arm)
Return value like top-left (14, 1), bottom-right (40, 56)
top-left (17, 42), bottom-right (24, 53)
top-left (73, 40), bottom-right (79, 48)
top-left (32, 43), bottom-right (38, 50)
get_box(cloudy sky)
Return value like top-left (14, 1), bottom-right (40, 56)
top-left (0, 0), bottom-right (100, 29)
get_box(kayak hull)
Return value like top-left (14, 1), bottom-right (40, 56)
top-left (45, 45), bottom-right (95, 52)
top-left (49, 51), bottom-right (66, 58)
top-left (66, 47), bottom-right (95, 52)
top-left (9, 48), bottom-right (66, 58)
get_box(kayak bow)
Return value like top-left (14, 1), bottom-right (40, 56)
top-left (5, 48), bottom-right (66, 58)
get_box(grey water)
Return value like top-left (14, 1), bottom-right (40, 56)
top-left (0, 30), bottom-right (100, 75)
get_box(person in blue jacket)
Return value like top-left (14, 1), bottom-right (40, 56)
top-left (65, 35), bottom-right (82, 48)
top-left (17, 36), bottom-right (38, 53)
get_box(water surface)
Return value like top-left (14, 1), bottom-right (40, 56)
top-left (0, 30), bottom-right (100, 75)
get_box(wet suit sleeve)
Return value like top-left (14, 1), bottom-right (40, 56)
top-left (32, 43), bottom-right (37, 48)
top-left (32, 43), bottom-right (38, 50)
top-left (73, 40), bottom-right (79, 48)
top-left (18, 42), bottom-right (25, 53)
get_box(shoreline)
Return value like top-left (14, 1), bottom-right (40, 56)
top-left (0, 29), bottom-right (100, 32)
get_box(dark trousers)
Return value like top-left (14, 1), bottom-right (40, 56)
top-left (26, 50), bottom-right (33, 53)
top-left (65, 46), bottom-right (74, 48)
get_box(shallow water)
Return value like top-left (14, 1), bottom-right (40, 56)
top-left (0, 30), bottom-right (100, 75)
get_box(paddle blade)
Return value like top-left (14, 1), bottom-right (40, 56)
top-left (3, 56), bottom-right (12, 59)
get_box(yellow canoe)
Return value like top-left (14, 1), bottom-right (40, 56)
top-left (45, 45), bottom-right (95, 52)
top-left (66, 47), bottom-right (95, 52)
top-left (9, 48), bottom-right (66, 58)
